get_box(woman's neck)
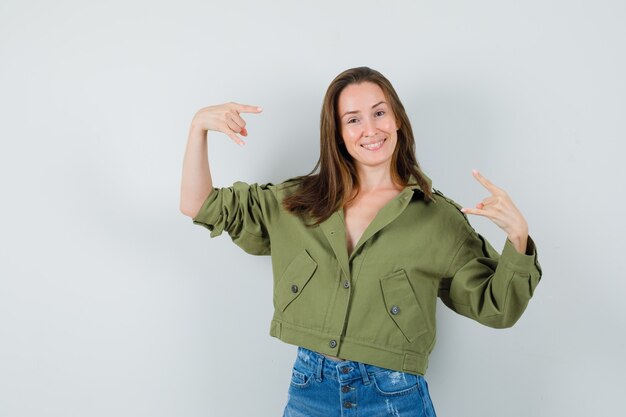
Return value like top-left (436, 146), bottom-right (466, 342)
top-left (355, 164), bottom-right (399, 193)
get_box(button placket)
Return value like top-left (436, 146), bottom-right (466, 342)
top-left (337, 362), bottom-right (359, 411)
top-left (340, 378), bottom-right (356, 410)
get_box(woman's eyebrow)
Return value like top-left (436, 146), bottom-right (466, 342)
top-left (341, 101), bottom-right (387, 119)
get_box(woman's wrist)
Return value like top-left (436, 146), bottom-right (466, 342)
top-left (188, 120), bottom-right (208, 141)
top-left (507, 229), bottom-right (529, 254)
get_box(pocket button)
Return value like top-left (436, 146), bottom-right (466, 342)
top-left (390, 305), bottom-right (400, 315)
top-left (291, 284), bottom-right (299, 293)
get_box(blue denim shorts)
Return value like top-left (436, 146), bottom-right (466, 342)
top-left (282, 347), bottom-right (437, 417)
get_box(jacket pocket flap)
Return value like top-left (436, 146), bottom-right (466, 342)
top-left (380, 270), bottom-right (427, 343)
top-left (277, 250), bottom-right (318, 312)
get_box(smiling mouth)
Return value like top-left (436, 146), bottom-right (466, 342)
top-left (361, 138), bottom-right (386, 151)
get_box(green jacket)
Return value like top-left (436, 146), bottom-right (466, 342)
top-left (192, 175), bottom-right (542, 375)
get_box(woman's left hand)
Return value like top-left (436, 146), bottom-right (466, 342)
top-left (461, 170), bottom-right (529, 254)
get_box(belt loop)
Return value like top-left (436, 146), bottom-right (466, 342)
top-left (358, 362), bottom-right (370, 385)
top-left (315, 354), bottom-right (324, 382)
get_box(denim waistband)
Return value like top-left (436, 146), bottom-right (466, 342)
top-left (295, 346), bottom-right (405, 384)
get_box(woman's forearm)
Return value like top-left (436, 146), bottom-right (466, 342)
top-left (179, 102), bottom-right (262, 218)
top-left (180, 121), bottom-right (213, 218)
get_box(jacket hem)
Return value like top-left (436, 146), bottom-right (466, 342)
top-left (270, 319), bottom-right (429, 376)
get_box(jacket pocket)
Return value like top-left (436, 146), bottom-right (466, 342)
top-left (380, 270), bottom-right (428, 343)
top-left (276, 250), bottom-right (318, 312)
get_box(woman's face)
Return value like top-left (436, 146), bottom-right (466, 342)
top-left (337, 82), bottom-right (399, 173)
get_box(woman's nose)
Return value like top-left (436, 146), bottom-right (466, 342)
top-left (362, 117), bottom-right (377, 137)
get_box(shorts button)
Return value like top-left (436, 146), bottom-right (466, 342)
top-left (341, 367), bottom-right (352, 374)
top-left (341, 385), bottom-right (351, 393)
top-left (291, 284), bottom-right (298, 293)
top-left (390, 305), bottom-right (400, 315)
top-left (329, 339), bottom-right (337, 348)
top-left (343, 402), bottom-right (354, 409)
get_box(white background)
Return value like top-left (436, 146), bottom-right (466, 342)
top-left (1, 1), bottom-right (625, 416)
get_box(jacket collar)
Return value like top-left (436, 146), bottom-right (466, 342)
top-left (405, 171), bottom-right (432, 194)
top-left (319, 169), bottom-right (433, 275)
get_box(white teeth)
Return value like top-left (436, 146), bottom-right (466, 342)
top-left (361, 139), bottom-right (385, 150)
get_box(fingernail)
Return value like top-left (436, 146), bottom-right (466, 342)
top-left (257, 107), bottom-right (263, 111)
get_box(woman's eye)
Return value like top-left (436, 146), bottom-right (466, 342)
top-left (347, 118), bottom-right (358, 124)
top-left (375, 110), bottom-right (386, 117)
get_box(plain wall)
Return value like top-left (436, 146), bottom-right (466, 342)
top-left (1, 1), bottom-right (625, 416)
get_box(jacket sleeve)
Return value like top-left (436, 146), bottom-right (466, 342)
top-left (192, 181), bottom-right (274, 256)
top-left (438, 228), bottom-right (542, 329)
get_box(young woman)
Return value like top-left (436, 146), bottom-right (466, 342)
top-left (180, 67), bottom-right (542, 417)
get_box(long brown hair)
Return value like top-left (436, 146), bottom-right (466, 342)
top-left (282, 66), bottom-right (432, 225)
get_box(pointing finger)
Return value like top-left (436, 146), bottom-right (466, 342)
top-left (461, 207), bottom-right (488, 217)
top-left (472, 169), bottom-right (502, 195)
top-left (235, 103), bottom-right (263, 114)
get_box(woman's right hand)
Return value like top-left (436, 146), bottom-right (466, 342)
top-left (191, 102), bottom-right (263, 146)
